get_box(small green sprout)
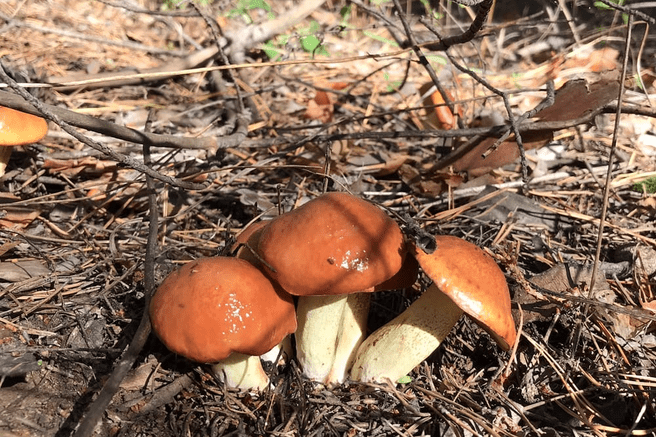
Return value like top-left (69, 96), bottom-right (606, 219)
top-left (397, 375), bottom-right (413, 384)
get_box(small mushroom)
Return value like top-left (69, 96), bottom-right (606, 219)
top-left (351, 235), bottom-right (516, 383)
top-left (0, 107), bottom-right (48, 177)
top-left (254, 192), bottom-right (415, 384)
top-left (149, 257), bottom-right (297, 390)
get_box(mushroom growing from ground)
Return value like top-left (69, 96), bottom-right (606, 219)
top-left (350, 235), bottom-right (517, 383)
top-left (254, 192), bottom-right (416, 384)
top-left (0, 107), bottom-right (48, 177)
top-left (149, 256), bottom-right (297, 390)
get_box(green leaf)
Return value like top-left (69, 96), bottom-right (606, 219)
top-left (263, 41), bottom-right (283, 60)
top-left (397, 375), bottom-right (412, 384)
top-left (301, 35), bottom-right (321, 52)
top-left (248, 0), bottom-right (271, 11)
top-left (362, 30), bottom-right (399, 47)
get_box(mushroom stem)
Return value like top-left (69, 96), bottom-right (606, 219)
top-left (0, 146), bottom-right (11, 177)
top-left (350, 283), bottom-right (463, 383)
top-left (295, 294), bottom-right (348, 382)
top-left (211, 353), bottom-right (270, 390)
top-left (325, 293), bottom-right (370, 384)
top-left (260, 335), bottom-right (293, 366)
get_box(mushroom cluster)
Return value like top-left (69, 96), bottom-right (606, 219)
top-left (149, 192), bottom-right (517, 390)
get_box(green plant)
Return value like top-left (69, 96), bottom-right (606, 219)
top-left (633, 177), bottom-right (656, 194)
top-left (594, 0), bottom-right (629, 25)
top-left (261, 20), bottom-right (329, 60)
top-left (227, 0), bottom-right (274, 23)
top-left (299, 21), bottom-right (329, 56)
top-left (161, 0), bottom-right (212, 11)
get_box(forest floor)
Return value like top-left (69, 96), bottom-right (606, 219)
top-left (1, 0), bottom-right (656, 436)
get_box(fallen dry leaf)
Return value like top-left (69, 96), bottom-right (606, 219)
top-left (42, 157), bottom-right (117, 177)
top-left (400, 78), bottom-right (622, 193)
top-left (0, 206), bottom-right (41, 230)
top-left (0, 260), bottom-right (50, 281)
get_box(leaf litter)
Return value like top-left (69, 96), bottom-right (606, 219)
top-left (0, 0), bottom-right (656, 435)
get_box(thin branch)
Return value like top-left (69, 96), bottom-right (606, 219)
top-left (0, 90), bottom-right (242, 152)
top-left (420, 0), bottom-right (493, 51)
top-left (0, 70), bottom-right (207, 190)
top-left (571, 13), bottom-right (633, 358)
top-left (72, 114), bottom-right (160, 437)
top-left (595, 0), bottom-right (656, 25)
top-left (391, 0), bottom-right (462, 128)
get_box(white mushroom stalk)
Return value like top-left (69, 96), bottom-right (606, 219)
top-left (350, 283), bottom-right (462, 383)
top-left (212, 353), bottom-right (270, 390)
top-left (325, 293), bottom-right (371, 383)
top-left (295, 294), bottom-right (349, 381)
top-left (296, 293), bottom-right (371, 383)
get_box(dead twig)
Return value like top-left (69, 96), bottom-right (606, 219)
top-left (572, 13), bottom-right (633, 356)
top-left (0, 72), bottom-right (206, 190)
top-left (72, 113), bottom-right (160, 437)
top-left (0, 90), bottom-right (243, 152)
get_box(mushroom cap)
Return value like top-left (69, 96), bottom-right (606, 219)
top-left (411, 235), bottom-right (516, 350)
top-left (232, 220), bottom-right (269, 266)
top-left (233, 220), bottom-right (269, 252)
top-left (0, 107), bottom-right (48, 146)
top-left (256, 192), bottom-right (407, 296)
top-left (374, 254), bottom-right (419, 291)
top-left (149, 257), bottom-right (297, 363)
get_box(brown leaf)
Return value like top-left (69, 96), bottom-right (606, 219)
top-left (398, 164), bottom-right (453, 196)
top-left (447, 132), bottom-right (552, 177)
top-left (642, 300), bottom-right (656, 313)
top-left (563, 47), bottom-right (619, 73)
top-left (533, 78), bottom-right (619, 122)
top-left (434, 79), bottom-right (619, 177)
top-left (0, 207), bottom-right (41, 230)
top-left (304, 98), bottom-right (333, 122)
top-left (0, 260), bottom-right (49, 282)
top-left (43, 157), bottom-right (116, 176)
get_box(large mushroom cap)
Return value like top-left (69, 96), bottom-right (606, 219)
top-left (0, 107), bottom-right (48, 146)
top-left (411, 235), bottom-right (517, 350)
top-left (149, 257), bottom-right (297, 363)
top-left (256, 192), bottom-right (407, 296)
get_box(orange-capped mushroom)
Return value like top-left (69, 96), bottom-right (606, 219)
top-left (149, 257), bottom-right (296, 390)
top-left (0, 107), bottom-right (48, 176)
top-left (351, 235), bottom-right (516, 383)
top-left (256, 192), bottom-right (407, 296)
top-left (413, 236), bottom-right (516, 349)
top-left (254, 192), bottom-right (415, 383)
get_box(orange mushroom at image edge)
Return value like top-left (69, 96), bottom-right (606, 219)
top-left (0, 107), bottom-right (48, 177)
